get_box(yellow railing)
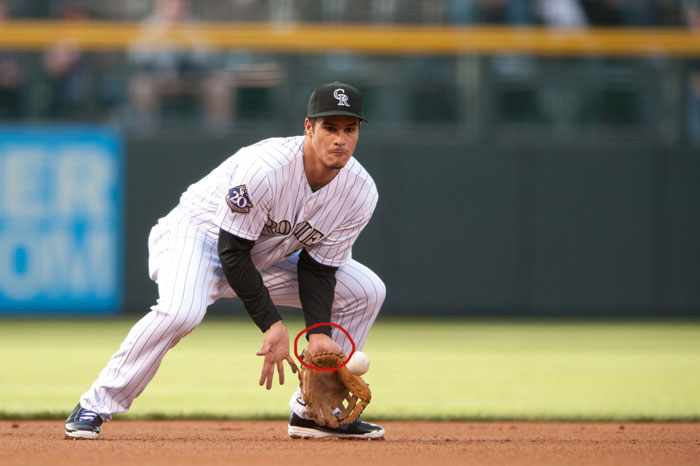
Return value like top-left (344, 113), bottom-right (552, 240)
top-left (1, 21), bottom-right (700, 56)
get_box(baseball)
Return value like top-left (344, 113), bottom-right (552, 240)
top-left (346, 351), bottom-right (370, 375)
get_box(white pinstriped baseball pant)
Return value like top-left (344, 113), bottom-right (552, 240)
top-left (80, 222), bottom-right (385, 420)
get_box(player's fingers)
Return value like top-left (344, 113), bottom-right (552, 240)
top-left (266, 358), bottom-right (277, 390)
top-left (256, 344), bottom-right (270, 356)
top-left (277, 361), bottom-right (284, 385)
top-left (259, 361), bottom-right (272, 387)
top-left (286, 356), bottom-right (298, 373)
top-left (266, 368), bottom-right (273, 390)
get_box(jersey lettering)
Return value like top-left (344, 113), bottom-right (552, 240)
top-left (292, 221), bottom-right (325, 247)
top-left (264, 218), bottom-right (292, 235)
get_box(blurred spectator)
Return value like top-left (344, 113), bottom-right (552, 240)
top-left (0, 0), bottom-right (25, 120)
top-left (125, 0), bottom-right (232, 134)
top-left (39, 1), bottom-right (90, 119)
top-left (447, 0), bottom-right (535, 25)
top-left (532, 0), bottom-right (588, 27)
top-left (684, 0), bottom-right (700, 144)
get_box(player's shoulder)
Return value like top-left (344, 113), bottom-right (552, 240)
top-left (344, 157), bottom-right (377, 193)
top-left (341, 157), bottom-right (379, 214)
top-left (238, 136), bottom-right (303, 170)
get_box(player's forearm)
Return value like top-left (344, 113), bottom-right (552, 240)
top-left (217, 228), bottom-right (282, 332)
top-left (297, 248), bottom-right (337, 338)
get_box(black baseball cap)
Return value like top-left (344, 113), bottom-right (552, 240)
top-left (306, 82), bottom-right (367, 122)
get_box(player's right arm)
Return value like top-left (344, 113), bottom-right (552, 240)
top-left (215, 157), bottom-right (278, 329)
top-left (215, 158), bottom-right (297, 388)
top-left (217, 230), bottom-right (281, 331)
top-left (218, 229), bottom-right (297, 389)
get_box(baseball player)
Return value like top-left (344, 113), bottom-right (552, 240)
top-left (64, 82), bottom-right (385, 440)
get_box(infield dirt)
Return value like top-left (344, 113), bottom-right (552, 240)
top-left (2, 420), bottom-right (699, 466)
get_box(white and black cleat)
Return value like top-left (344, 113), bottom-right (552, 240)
top-left (288, 413), bottom-right (385, 440)
top-left (64, 403), bottom-right (103, 440)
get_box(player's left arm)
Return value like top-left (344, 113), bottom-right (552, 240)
top-left (297, 249), bottom-right (336, 328)
top-left (297, 249), bottom-right (340, 353)
top-left (298, 196), bottom-right (376, 350)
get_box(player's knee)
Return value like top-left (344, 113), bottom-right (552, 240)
top-left (154, 304), bottom-right (206, 337)
top-left (335, 263), bottom-right (385, 315)
top-left (359, 272), bottom-right (385, 315)
top-left (371, 275), bottom-right (386, 310)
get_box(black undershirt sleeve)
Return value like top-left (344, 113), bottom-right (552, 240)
top-left (217, 228), bottom-right (281, 332)
top-left (297, 248), bottom-right (338, 338)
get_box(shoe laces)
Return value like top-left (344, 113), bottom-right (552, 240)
top-left (78, 410), bottom-right (99, 423)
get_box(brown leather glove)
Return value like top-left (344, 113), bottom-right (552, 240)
top-left (300, 351), bottom-right (371, 428)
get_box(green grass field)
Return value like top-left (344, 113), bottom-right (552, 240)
top-left (1, 317), bottom-right (699, 421)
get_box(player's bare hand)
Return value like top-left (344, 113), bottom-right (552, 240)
top-left (256, 320), bottom-right (298, 390)
top-left (307, 333), bottom-right (343, 355)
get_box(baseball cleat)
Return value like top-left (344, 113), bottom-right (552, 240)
top-left (288, 413), bottom-right (384, 440)
top-left (64, 403), bottom-right (103, 440)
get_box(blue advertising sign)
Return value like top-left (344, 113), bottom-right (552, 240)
top-left (0, 126), bottom-right (122, 314)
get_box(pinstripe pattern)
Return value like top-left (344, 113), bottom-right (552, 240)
top-left (79, 135), bottom-right (384, 418)
top-left (261, 251), bottom-right (385, 352)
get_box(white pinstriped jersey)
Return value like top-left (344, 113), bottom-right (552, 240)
top-left (81, 135), bottom-right (385, 420)
top-left (165, 135), bottom-right (378, 270)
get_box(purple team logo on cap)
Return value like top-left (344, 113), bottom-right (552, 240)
top-left (333, 88), bottom-right (350, 107)
top-left (226, 185), bottom-right (253, 213)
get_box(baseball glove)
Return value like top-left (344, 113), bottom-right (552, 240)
top-left (300, 351), bottom-right (371, 429)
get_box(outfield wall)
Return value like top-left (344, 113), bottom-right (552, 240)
top-left (122, 129), bottom-right (700, 317)
top-left (2, 20), bottom-right (699, 317)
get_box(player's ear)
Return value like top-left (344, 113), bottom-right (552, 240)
top-left (304, 118), bottom-right (313, 137)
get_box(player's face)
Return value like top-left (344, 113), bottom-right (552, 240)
top-left (306, 116), bottom-right (360, 170)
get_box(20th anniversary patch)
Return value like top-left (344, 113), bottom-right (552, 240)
top-left (226, 185), bottom-right (253, 213)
